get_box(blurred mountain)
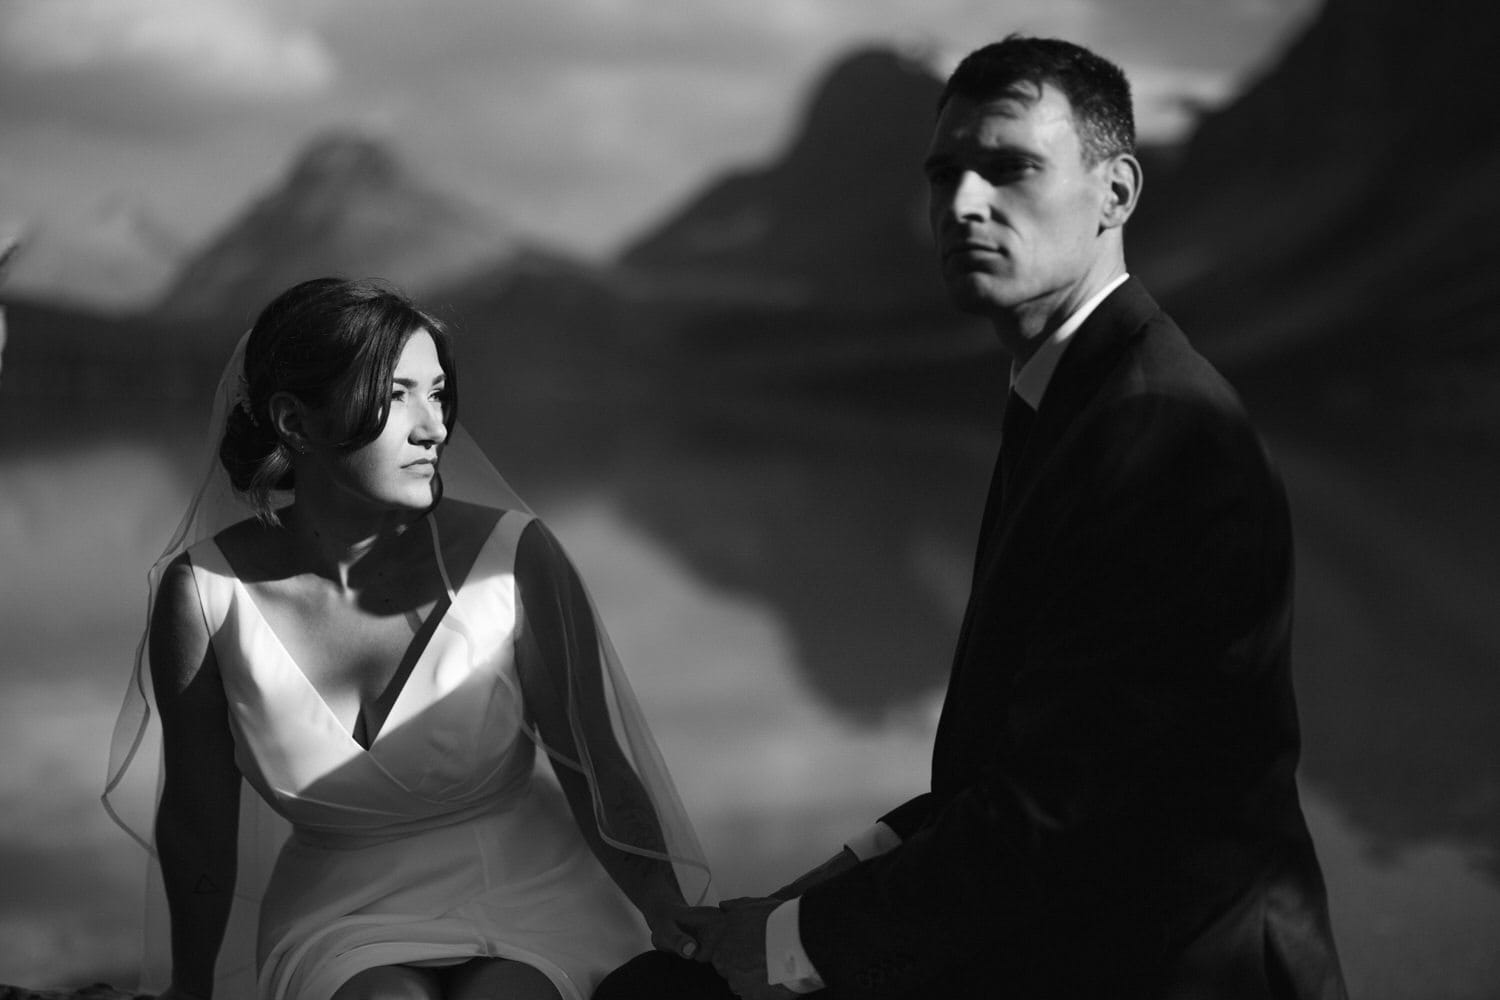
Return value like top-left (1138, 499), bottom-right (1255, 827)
top-left (1, 197), bottom-right (186, 314)
top-left (154, 132), bottom-right (525, 326)
top-left (619, 48), bottom-right (948, 313)
top-left (1131, 0), bottom-right (1500, 437)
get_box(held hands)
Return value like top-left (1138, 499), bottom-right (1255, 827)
top-left (664, 850), bottom-right (855, 996)
top-left (678, 897), bottom-right (797, 1000)
top-left (642, 895), bottom-right (708, 960)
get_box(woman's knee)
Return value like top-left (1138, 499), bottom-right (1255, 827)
top-left (444, 957), bottom-right (561, 1000)
top-left (330, 964), bottom-right (442, 1000)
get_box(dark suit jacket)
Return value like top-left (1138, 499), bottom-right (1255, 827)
top-left (799, 279), bottom-right (1347, 999)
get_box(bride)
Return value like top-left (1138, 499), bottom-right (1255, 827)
top-left (104, 277), bottom-right (712, 1000)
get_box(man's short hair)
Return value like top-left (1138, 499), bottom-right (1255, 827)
top-left (938, 35), bottom-right (1136, 165)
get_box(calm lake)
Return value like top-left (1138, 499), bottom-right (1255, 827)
top-left (1, 400), bottom-right (1496, 997)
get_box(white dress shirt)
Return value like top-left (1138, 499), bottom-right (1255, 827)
top-left (1011, 272), bottom-right (1129, 408)
top-left (763, 272), bottom-right (1130, 993)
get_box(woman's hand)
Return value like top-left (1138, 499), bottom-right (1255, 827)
top-left (641, 895), bottom-right (705, 959)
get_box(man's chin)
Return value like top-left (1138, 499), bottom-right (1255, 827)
top-left (943, 274), bottom-right (1012, 317)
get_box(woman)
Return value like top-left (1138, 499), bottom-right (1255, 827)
top-left (104, 277), bottom-right (711, 1000)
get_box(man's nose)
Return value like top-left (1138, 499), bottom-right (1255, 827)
top-left (950, 171), bottom-right (992, 222)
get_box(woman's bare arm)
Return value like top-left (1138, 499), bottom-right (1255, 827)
top-left (513, 521), bottom-right (696, 954)
top-left (150, 555), bottom-right (242, 999)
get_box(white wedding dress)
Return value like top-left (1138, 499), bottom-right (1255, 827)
top-left (183, 509), bottom-right (648, 1000)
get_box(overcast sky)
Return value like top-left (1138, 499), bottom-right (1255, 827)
top-left (0, 0), bottom-right (1321, 259)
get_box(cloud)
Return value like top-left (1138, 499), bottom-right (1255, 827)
top-left (1125, 63), bottom-right (1239, 141)
top-left (1, 0), bottom-right (335, 96)
top-left (0, 0), bottom-right (335, 132)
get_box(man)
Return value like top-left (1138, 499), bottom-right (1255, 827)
top-left (602, 35), bottom-right (1347, 999)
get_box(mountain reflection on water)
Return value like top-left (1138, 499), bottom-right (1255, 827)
top-left (1, 380), bottom-right (1497, 996)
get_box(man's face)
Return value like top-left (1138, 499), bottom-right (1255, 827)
top-left (925, 83), bottom-right (1114, 325)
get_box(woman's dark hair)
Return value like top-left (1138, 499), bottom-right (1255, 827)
top-left (219, 277), bottom-right (458, 523)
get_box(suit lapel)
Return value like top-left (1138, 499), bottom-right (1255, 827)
top-left (951, 280), bottom-right (1166, 662)
top-left (998, 277), bottom-right (1161, 521)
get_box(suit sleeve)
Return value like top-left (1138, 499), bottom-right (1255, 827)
top-left (876, 793), bottom-right (934, 841)
top-left (798, 383), bottom-right (1295, 995)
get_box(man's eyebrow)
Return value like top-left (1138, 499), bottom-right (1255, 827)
top-left (983, 145), bottom-right (1045, 161)
top-left (924, 145), bottom-right (1043, 171)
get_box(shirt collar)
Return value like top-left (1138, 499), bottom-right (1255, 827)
top-left (1010, 273), bottom-right (1129, 409)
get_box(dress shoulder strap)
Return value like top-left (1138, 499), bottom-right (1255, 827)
top-left (427, 515), bottom-right (458, 603)
top-left (494, 508), bottom-right (534, 560)
top-left (427, 507), bottom-right (535, 603)
top-left (182, 535), bottom-right (236, 636)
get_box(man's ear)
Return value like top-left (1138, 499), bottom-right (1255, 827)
top-left (268, 391), bottom-right (313, 455)
top-left (1100, 153), bottom-right (1142, 231)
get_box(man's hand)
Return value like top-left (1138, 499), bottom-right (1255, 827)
top-left (679, 898), bottom-right (798, 999)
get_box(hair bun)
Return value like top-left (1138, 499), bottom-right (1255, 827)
top-left (219, 402), bottom-right (290, 494)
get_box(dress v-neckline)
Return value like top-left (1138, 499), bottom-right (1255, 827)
top-left (225, 569), bottom-right (456, 753)
top-left (211, 517), bottom-right (499, 754)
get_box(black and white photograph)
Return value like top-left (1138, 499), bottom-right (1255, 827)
top-left (1, 1), bottom-right (1495, 998)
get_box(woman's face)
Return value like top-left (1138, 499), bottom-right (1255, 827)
top-left (306, 329), bottom-right (451, 515)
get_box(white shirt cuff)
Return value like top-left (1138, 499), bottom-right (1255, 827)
top-left (765, 897), bottom-right (825, 993)
top-left (843, 820), bottom-right (902, 861)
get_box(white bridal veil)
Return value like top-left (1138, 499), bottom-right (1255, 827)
top-left (103, 330), bottom-right (713, 993)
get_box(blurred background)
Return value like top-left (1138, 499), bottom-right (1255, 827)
top-left (2, 0), bottom-right (1498, 996)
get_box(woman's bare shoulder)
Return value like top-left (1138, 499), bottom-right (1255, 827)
top-left (150, 553), bottom-right (216, 694)
top-left (153, 550), bottom-right (198, 610)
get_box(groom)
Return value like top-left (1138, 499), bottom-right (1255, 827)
top-left (602, 35), bottom-right (1347, 999)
